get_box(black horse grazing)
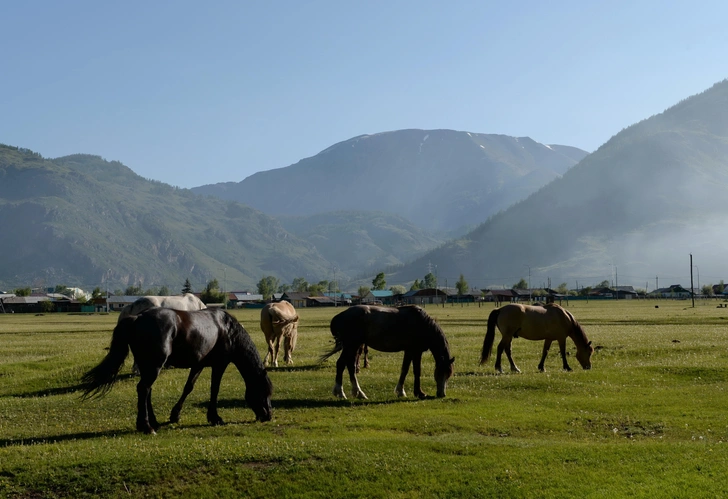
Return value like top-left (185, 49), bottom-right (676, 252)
top-left (80, 308), bottom-right (273, 434)
top-left (320, 305), bottom-right (454, 400)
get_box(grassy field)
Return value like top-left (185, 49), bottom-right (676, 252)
top-left (1, 299), bottom-right (728, 498)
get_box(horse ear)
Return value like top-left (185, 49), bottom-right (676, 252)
top-left (588, 341), bottom-right (592, 346)
top-left (450, 357), bottom-right (455, 364)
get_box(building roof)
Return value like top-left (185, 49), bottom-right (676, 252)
top-left (282, 292), bottom-right (310, 301)
top-left (233, 293), bottom-right (263, 302)
top-left (107, 296), bottom-right (141, 304)
top-left (484, 289), bottom-right (516, 297)
top-left (404, 288), bottom-right (449, 297)
top-left (2, 296), bottom-right (51, 304)
top-left (369, 290), bottom-right (394, 298)
top-left (309, 296), bottom-right (335, 305)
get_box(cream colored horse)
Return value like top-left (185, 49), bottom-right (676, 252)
top-left (260, 301), bottom-right (299, 367)
top-left (118, 293), bottom-right (206, 321)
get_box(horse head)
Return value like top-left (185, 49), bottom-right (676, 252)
top-left (245, 370), bottom-right (273, 422)
top-left (434, 356), bottom-right (455, 397)
top-left (575, 341), bottom-right (594, 370)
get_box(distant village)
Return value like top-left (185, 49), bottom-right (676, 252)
top-left (1, 283), bottom-right (726, 314)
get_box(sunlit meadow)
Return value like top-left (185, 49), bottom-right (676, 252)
top-left (2, 299), bottom-right (728, 498)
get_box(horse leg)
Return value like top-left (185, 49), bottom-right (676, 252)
top-left (558, 338), bottom-right (572, 371)
top-left (207, 365), bottom-right (227, 425)
top-left (136, 370), bottom-right (160, 434)
top-left (170, 366), bottom-right (203, 424)
top-left (495, 338), bottom-right (507, 373)
top-left (283, 333), bottom-right (294, 365)
top-left (333, 350), bottom-right (348, 399)
top-left (264, 339), bottom-right (274, 367)
top-left (395, 351), bottom-right (413, 397)
top-left (272, 336), bottom-right (281, 368)
top-left (363, 345), bottom-right (370, 368)
top-left (355, 345), bottom-right (362, 374)
top-left (538, 339), bottom-right (553, 372)
top-left (503, 338), bottom-right (521, 373)
top-left (346, 346), bottom-right (367, 399)
top-left (411, 351), bottom-right (426, 399)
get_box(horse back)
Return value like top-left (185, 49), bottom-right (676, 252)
top-left (497, 303), bottom-right (572, 341)
top-left (132, 308), bottom-right (225, 368)
top-left (331, 305), bottom-right (432, 353)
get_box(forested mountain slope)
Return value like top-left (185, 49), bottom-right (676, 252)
top-left (0, 148), bottom-right (332, 291)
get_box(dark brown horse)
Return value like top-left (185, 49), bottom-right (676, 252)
top-left (320, 305), bottom-right (454, 400)
top-left (480, 303), bottom-right (593, 373)
top-left (81, 308), bottom-right (273, 434)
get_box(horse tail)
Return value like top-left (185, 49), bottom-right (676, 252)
top-left (260, 307), bottom-right (273, 338)
top-left (480, 308), bottom-right (501, 365)
top-left (80, 317), bottom-right (135, 399)
top-left (318, 338), bottom-right (343, 364)
top-left (319, 315), bottom-right (345, 363)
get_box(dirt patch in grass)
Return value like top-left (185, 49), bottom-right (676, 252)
top-left (569, 415), bottom-right (666, 438)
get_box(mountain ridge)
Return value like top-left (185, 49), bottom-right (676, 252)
top-left (192, 129), bottom-right (588, 232)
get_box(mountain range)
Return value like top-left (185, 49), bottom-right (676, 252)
top-left (2, 79), bottom-right (726, 292)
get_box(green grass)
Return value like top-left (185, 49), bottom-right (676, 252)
top-left (2, 300), bottom-right (728, 497)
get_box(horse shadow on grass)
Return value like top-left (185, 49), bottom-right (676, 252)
top-left (265, 364), bottom-right (327, 373)
top-left (209, 394), bottom-right (430, 411)
top-left (1, 394), bottom-right (435, 448)
top-left (0, 428), bottom-right (138, 448)
top-left (13, 374), bottom-right (138, 399)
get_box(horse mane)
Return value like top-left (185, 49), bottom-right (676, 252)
top-left (406, 306), bottom-right (451, 360)
top-left (563, 309), bottom-right (590, 348)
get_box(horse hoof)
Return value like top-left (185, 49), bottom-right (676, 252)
top-left (354, 391), bottom-right (368, 400)
top-left (332, 386), bottom-right (347, 399)
top-left (209, 418), bottom-right (225, 426)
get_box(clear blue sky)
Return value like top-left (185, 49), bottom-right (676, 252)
top-left (2, 1), bottom-right (726, 188)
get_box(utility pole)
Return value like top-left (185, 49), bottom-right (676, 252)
top-left (690, 254), bottom-right (695, 308)
top-left (333, 266), bottom-right (337, 307)
top-left (615, 266), bottom-right (618, 300)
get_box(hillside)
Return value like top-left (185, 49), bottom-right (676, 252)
top-left (192, 130), bottom-right (588, 232)
top-left (277, 211), bottom-right (444, 277)
top-left (0, 148), bottom-right (334, 291)
top-left (391, 80), bottom-right (728, 289)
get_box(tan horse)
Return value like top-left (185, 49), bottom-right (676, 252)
top-left (260, 301), bottom-right (299, 367)
top-left (480, 303), bottom-right (593, 373)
